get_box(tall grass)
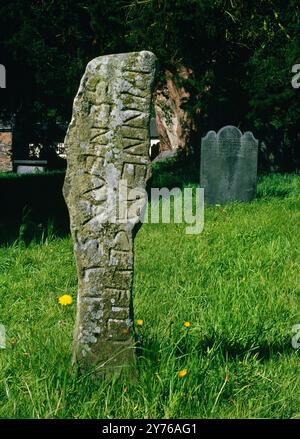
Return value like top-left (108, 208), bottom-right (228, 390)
top-left (0, 173), bottom-right (299, 418)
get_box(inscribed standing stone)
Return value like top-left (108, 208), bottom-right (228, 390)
top-left (63, 51), bottom-right (157, 374)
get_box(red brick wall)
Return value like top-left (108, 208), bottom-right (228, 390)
top-left (0, 131), bottom-right (12, 172)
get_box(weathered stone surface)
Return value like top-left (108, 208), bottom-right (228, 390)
top-left (200, 126), bottom-right (258, 205)
top-left (63, 51), bottom-right (156, 375)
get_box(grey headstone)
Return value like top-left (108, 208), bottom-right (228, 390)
top-left (200, 126), bottom-right (258, 204)
top-left (63, 51), bottom-right (157, 376)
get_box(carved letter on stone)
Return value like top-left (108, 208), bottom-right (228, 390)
top-left (63, 52), bottom-right (157, 374)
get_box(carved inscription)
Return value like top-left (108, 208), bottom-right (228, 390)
top-left (63, 52), bottom-right (157, 373)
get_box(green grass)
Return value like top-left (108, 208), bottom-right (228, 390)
top-left (0, 173), bottom-right (299, 418)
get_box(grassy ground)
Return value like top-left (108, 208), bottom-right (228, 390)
top-left (0, 173), bottom-right (299, 418)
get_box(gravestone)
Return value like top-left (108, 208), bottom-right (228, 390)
top-left (63, 51), bottom-right (157, 374)
top-left (200, 126), bottom-right (258, 205)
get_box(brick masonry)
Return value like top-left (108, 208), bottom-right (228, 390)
top-left (0, 131), bottom-right (12, 172)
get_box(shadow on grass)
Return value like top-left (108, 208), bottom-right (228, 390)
top-left (256, 172), bottom-right (300, 199)
top-left (0, 155), bottom-right (200, 246)
top-left (1, 165), bottom-right (298, 246)
top-left (0, 171), bottom-right (70, 246)
top-left (136, 332), bottom-right (294, 366)
top-left (0, 212), bottom-right (70, 246)
top-left (148, 152), bottom-right (200, 190)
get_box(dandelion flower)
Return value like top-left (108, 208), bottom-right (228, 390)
top-left (178, 369), bottom-right (188, 378)
top-left (136, 319), bottom-right (143, 327)
top-left (58, 294), bottom-right (73, 306)
top-left (183, 321), bottom-right (191, 328)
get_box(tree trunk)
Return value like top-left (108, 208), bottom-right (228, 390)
top-left (154, 65), bottom-right (195, 153)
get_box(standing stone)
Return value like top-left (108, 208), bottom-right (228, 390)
top-left (200, 126), bottom-right (258, 205)
top-left (63, 51), bottom-right (157, 374)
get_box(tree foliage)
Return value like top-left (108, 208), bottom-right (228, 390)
top-left (0, 0), bottom-right (299, 169)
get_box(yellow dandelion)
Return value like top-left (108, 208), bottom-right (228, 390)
top-left (58, 294), bottom-right (73, 306)
top-left (136, 319), bottom-right (143, 327)
top-left (178, 369), bottom-right (188, 378)
top-left (183, 321), bottom-right (191, 328)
